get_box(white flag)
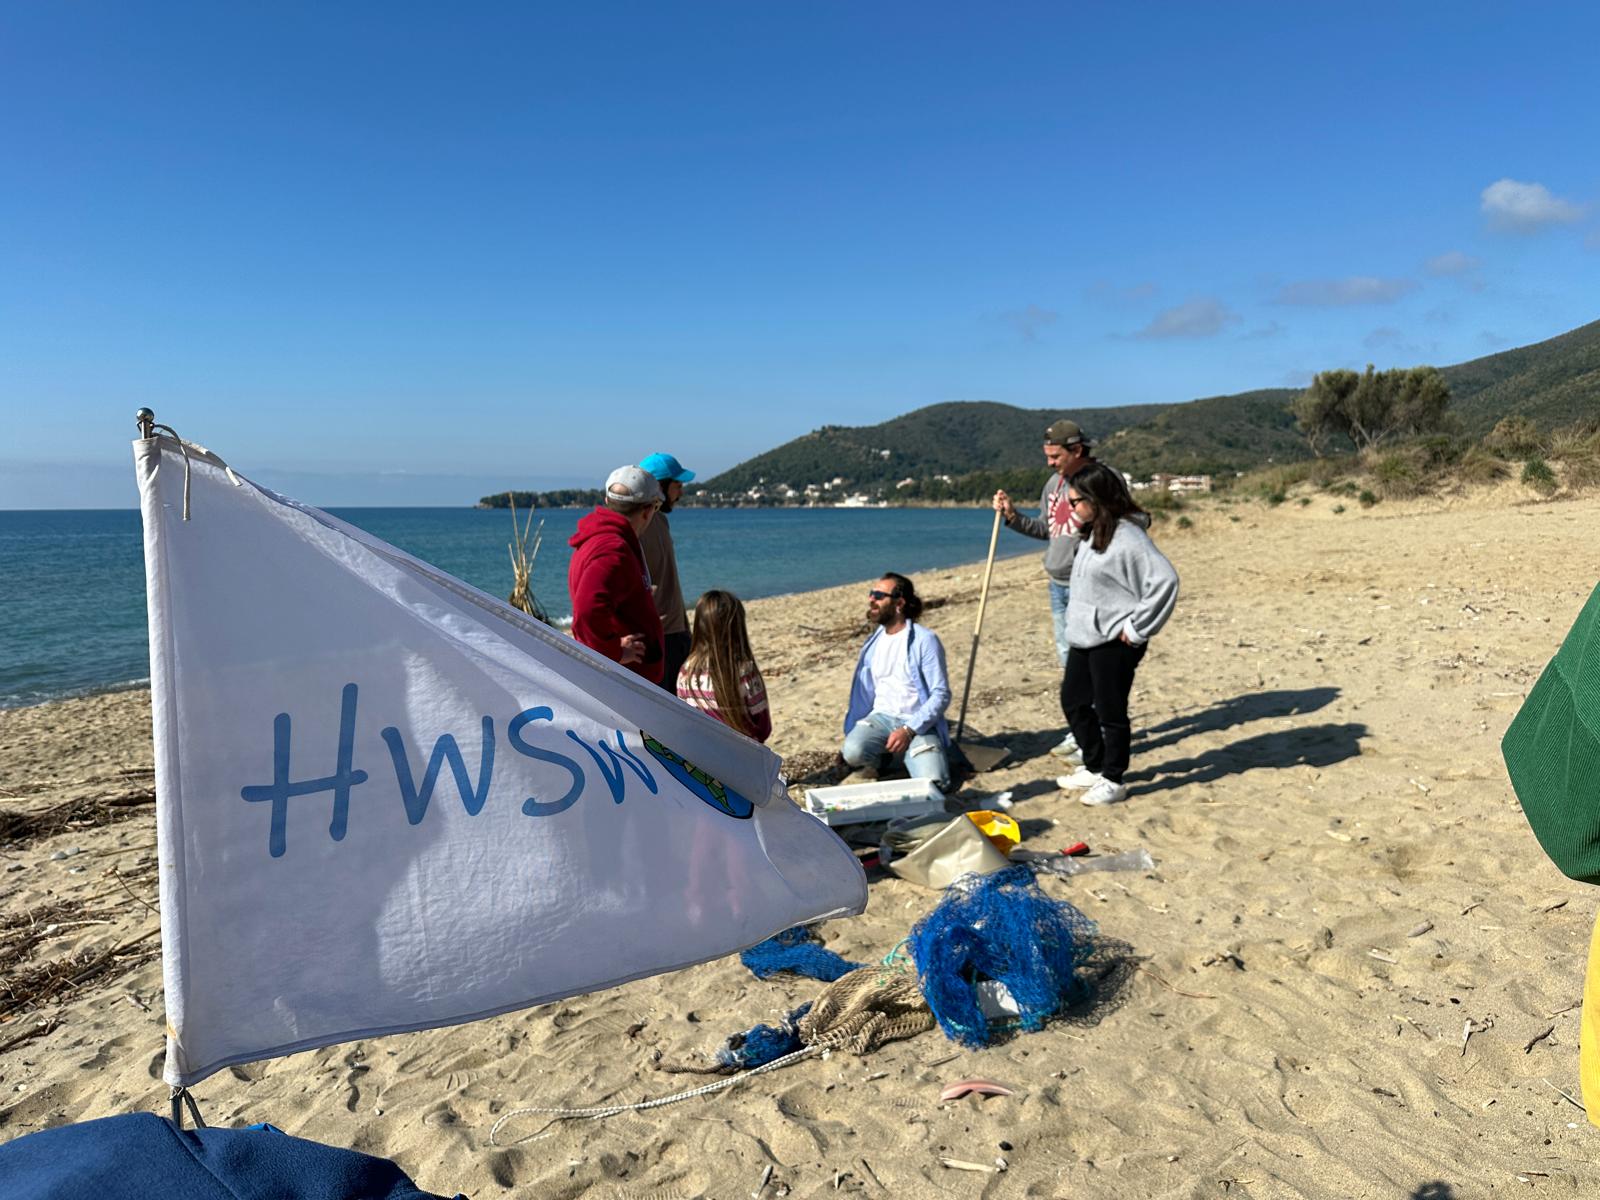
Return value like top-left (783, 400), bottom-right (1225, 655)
top-left (134, 435), bottom-right (865, 1086)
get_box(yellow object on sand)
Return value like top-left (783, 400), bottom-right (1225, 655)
top-left (965, 810), bottom-right (1021, 855)
top-left (1581, 910), bottom-right (1600, 1127)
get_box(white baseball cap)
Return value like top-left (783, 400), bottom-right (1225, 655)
top-left (605, 464), bottom-right (663, 505)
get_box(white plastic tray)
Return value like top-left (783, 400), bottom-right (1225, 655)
top-left (801, 778), bottom-right (946, 827)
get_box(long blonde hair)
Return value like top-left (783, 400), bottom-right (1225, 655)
top-left (683, 590), bottom-right (762, 736)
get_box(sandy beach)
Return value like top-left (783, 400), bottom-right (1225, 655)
top-left (3, 485), bottom-right (1599, 1198)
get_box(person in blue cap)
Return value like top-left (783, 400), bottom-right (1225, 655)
top-left (638, 451), bottom-right (696, 691)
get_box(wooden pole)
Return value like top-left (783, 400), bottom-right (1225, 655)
top-left (955, 510), bottom-right (1003, 742)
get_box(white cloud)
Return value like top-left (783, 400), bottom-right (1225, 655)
top-left (1274, 276), bottom-right (1418, 306)
top-left (1480, 179), bottom-right (1585, 233)
top-left (1423, 250), bottom-right (1481, 277)
top-left (1132, 297), bottom-right (1239, 339)
top-left (1000, 304), bottom-right (1059, 343)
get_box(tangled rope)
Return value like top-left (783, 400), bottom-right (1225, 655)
top-left (488, 1046), bottom-right (821, 1146)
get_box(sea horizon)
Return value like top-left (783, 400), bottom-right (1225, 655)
top-left (0, 504), bottom-right (1033, 710)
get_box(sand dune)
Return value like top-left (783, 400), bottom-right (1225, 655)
top-left (3, 486), bottom-right (1598, 1197)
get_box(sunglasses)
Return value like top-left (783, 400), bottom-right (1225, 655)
top-left (1068, 496), bottom-right (1092, 508)
top-left (868, 589), bottom-right (898, 601)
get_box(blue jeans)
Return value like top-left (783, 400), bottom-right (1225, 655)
top-left (1048, 582), bottom-right (1071, 667)
top-left (841, 712), bottom-right (950, 791)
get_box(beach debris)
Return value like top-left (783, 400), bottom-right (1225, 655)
top-left (1540, 1077), bottom-right (1586, 1113)
top-left (1200, 949), bottom-right (1245, 970)
top-left (1393, 1013), bottom-right (1432, 1040)
top-left (938, 1078), bottom-right (1014, 1102)
top-left (910, 866), bottom-right (1096, 1046)
top-left (1461, 1017), bottom-right (1493, 1056)
top-left (504, 495), bottom-right (550, 624)
top-left (1408, 778), bottom-right (1431, 795)
top-left (0, 1016), bottom-right (60, 1055)
top-left (1523, 1026), bottom-right (1556, 1053)
top-left (1137, 965), bottom-right (1217, 1000)
top-left (939, 1157), bottom-right (997, 1173)
top-left (1407, 921), bottom-right (1434, 938)
top-left (49, 847), bottom-right (81, 861)
top-left (1324, 830), bottom-right (1352, 843)
top-left (1539, 898), bottom-right (1569, 913)
top-left (1032, 847), bottom-right (1154, 877)
top-left (740, 926), bottom-right (864, 983)
top-left (753, 1162), bottom-right (773, 1198)
top-left (1367, 949), bottom-right (1398, 965)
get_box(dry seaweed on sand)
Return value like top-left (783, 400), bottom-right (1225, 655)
top-left (0, 899), bottom-right (120, 969)
top-left (0, 789), bottom-right (155, 844)
top-left (0, 926), bottom-right (160, 1022)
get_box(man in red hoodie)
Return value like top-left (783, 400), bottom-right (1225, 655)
top-left (567, 465), bottom-right (666, 683)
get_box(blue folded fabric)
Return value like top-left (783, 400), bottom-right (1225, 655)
top-left (0, 1112), bottom-right (462, 1200)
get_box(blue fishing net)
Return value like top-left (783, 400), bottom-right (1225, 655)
top-left (908, 865), bottom-right (1097, 1046)
top-left (717, 1002), bottom-right (812, 1069)
top-left (740, 926), bottom-right (864, 982)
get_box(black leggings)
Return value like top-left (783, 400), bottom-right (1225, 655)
top-left (1059, 640), bottom-right (1147, 784)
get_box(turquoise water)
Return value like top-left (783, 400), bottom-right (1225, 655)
top-left (0, 506), bottom-right (1033, 708)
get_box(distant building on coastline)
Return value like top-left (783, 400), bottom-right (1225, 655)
top-left (1131, 473), bottom-right (1213, 494)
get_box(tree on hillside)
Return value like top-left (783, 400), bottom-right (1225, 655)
top-left (1294, 365), bottom-right (1452, 454)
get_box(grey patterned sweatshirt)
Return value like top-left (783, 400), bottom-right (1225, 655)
top-left (1064, 519), bottom-right (1179, 648)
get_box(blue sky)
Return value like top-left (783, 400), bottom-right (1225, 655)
top-left (2, 1), bottom-right (1596, 507)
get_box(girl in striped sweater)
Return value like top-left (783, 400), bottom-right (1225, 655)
top-left (676, 590), bottom-right (772, 743)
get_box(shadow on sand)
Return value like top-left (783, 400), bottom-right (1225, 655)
top-left (1123, 722), bottom-right (1367, 797)
top-left (1133, 687), bottom-right (1341, 756)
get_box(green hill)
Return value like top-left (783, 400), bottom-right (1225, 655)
top-left (1095, 388), bottom-right (1303, 479)
top-left (1441, 318), bottom-right (1600, 434)
top-left (698, 317), bottom-right (1599, 498)
top-left (701, 401), bottom-right (1169, 494)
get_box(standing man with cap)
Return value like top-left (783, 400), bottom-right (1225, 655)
top-left (992, 419), bottom-right (1099, 760)
top-left (568, 465), bottom-right (666, 684)
top-left (638, 452), bottom-right (696, 692)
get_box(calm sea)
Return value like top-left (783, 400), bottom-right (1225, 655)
top-left (0, 506), bottom-right (1034, 709)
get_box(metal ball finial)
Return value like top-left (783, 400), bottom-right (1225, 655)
top-left (136, 408), bottom-right (156, 438)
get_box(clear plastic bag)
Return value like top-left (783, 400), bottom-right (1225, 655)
top-left (1025, 847), bottom-right (1155, 876)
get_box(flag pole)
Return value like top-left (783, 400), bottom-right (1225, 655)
top-left (955, 509), bottom-right (1002, 742)
top-left (136, 408), bottom-right (156, 439)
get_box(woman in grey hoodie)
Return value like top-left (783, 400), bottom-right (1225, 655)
top-left (1056, 463), bottom-right (1179, 806)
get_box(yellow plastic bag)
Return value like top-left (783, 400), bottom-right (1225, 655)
top-left (966, 810), bottom-right (1020, 855)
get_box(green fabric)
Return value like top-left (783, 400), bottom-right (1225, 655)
top-left (1504, 581), bottom-right (1600, 883)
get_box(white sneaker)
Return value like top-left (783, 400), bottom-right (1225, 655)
top-left (1079, 779), bottom-right (1128, 807)
top-left (1056, 768), bottom-right (1102, 790)
top-left (1049, 733), bottom-right (1080, 758)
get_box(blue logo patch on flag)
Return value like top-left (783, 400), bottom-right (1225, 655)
top-left (641, 733), bottom-right (755, 819)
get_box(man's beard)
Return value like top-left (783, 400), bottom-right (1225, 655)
top-left (870, 604), bottom-right (898, 627)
